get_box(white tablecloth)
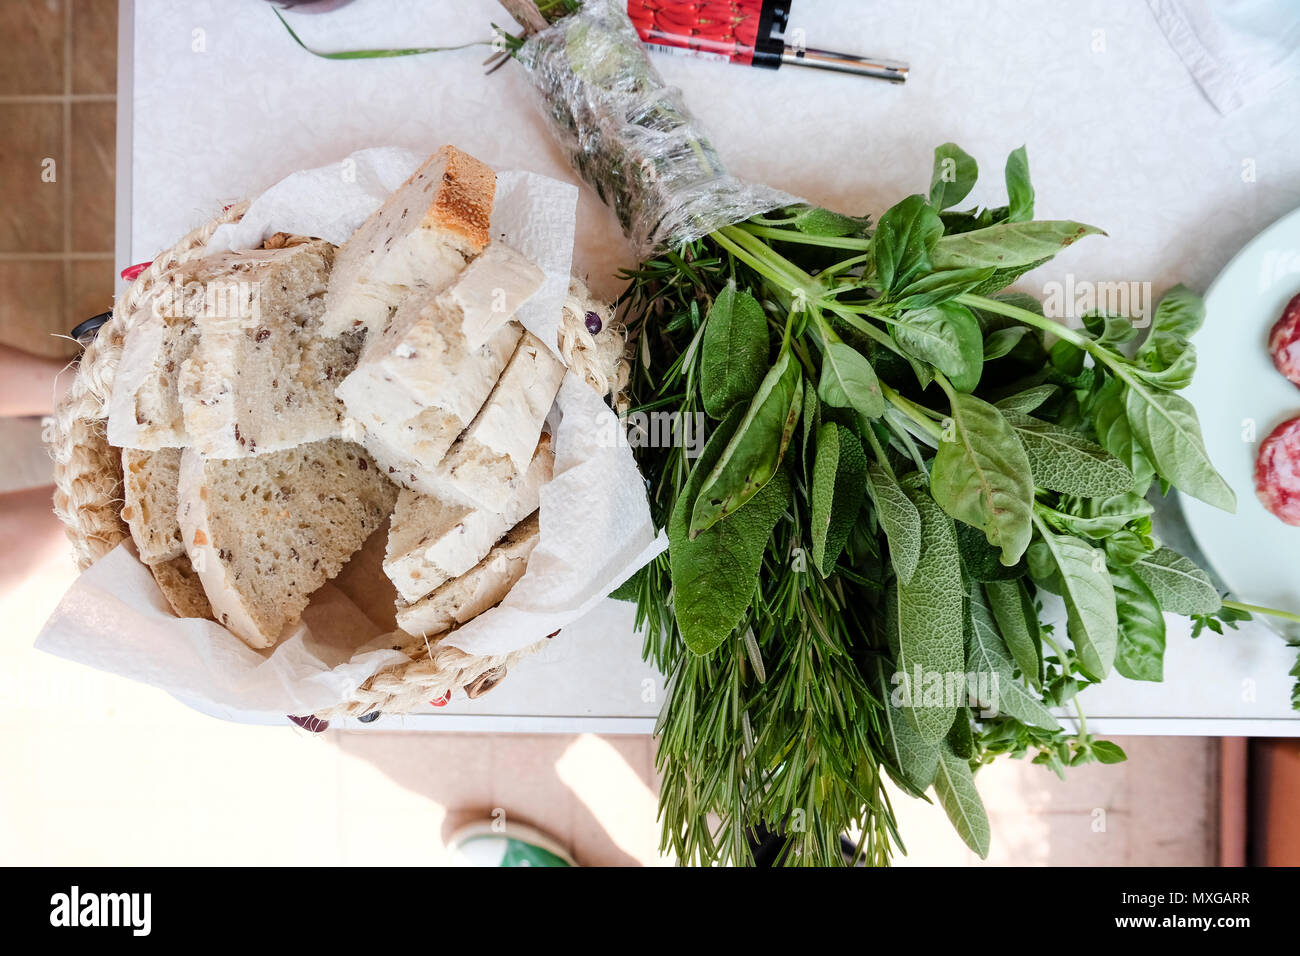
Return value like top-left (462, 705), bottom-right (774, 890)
top-left (121, 0), bottom-right (1300, 733)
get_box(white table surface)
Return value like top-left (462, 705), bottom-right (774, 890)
top-left (119, 0), bottom-right (1300, 735)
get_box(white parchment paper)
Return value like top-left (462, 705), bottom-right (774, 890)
top-left (36, 148), bottom-right (666, 715)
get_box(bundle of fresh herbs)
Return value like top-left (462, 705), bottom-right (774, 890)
top-left (612, 143), bottom-right (1278, 865)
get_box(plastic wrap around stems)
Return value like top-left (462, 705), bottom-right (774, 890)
top-left (517, 0), bottom-right (794, 256)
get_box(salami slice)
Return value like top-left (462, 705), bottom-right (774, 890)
top-left (1255, 416), bottom-right (1300, 526)
top-left (1268, 292), bottom-right (1300, 387)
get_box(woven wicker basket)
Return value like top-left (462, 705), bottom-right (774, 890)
top-left (48, 200), bottom-right (629, 720)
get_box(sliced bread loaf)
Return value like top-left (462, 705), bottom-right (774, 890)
top-left (149, 555), bottom-right (214, 620)
top-left (425, 331), bottom-right (565, 512)
top-left (394, 510), bottom-right (541, 640)
top-left (177, 241), bottom-right (366, 457)
top-left (321, 145), bottom-right (496, 338)
top-left (120, 447), bottom-right (184, 564)
top-left (177, 439), bottom-right (398, 649)
top-left (384, 433), bottom-right (554, 604)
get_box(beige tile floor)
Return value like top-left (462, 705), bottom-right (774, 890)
top-left (0, 464), bottom-right (1217, 866)
top-left (0, 0), bottom-right (1218, 868)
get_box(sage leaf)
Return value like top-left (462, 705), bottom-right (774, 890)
top-left (700, 281), bottom-right (770, 419)
top-left (818, 340), bottom-right (885, 419)
top-left (984, 579), bottom-right (1042, 689)
top-left (929, 143), bottom-right (978, 211)
top-left (931, 392), bottom-right (1035, 566)
top-left (966, 585), bottom-right (1060, 729)
top-left (893, 302), bottom-right (984, 392)
top-left (810, 423), bottom-right (868, 576)
top-left (801, 376), bottom-right (819, 479)
top-left (933, 742), bottom-right (990, 859)
top-left (865, 460), bottom-right (921, 584)
top-left (870, 657), bottom-right (940, 795)
top-left (1004, 146), bottom-right (1034, 222)
top-left (1123, 383), bottom-right (1235, 511)
top-left (1036, 528), bottom-right (1118, 679)
top-left (887, 480), bottom-right (966, 741)
top-left (930, 220), bottom-right (1104, 271)
top-left (690, 348), bottom-right (803, 536)
top-left (1131, 546), bottom-right (1222, 616)
top-left (1111, 565), bottom-right (1166, 682)
top-left (872, 194), bottom-right (943, 293)
top-left (1002, 410), bottom-right (1134, 496)
top-left (670, 408), bottom-right (791, 655)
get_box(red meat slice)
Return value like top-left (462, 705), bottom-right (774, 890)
top-left (1269, 292), bottom-right (1300, 387)
top-left (1255, 416), bottom-right (1300, 526)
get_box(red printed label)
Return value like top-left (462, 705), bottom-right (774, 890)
top-left (627, 0), bottom-right (765, 65)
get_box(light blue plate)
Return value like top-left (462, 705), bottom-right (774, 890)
top-left (1182, 205), bottom-right (1300, 636)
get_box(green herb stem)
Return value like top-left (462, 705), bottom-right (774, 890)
top-left (740, 223), bottom-right (874, 251)
top-left (1222, 600), bottom-right (1300, 625)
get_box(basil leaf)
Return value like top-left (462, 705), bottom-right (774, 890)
top-left (870, 657), bottom-right (940, 795)
top-left (791, 205), bottom-right (870, 237)
top-left (1036, 529), bottom-right (1118, 679)
top-left (887, 479), bottom-right (966, 741)
top-left (700, 281), bottom-right (769, 419)
top-left (947, 708), bottom-right (975, 759)
top-left (1130, 547), bottom-right (1222, 615)
top-left (1111, 565), bottom-right (1166, 682)
top-left (810, 423), bottom-right (868, 575)
top-left (818, 340), bottom-right (885, 418)
top-left (1002, 410), bottom-right (1134, 496)
top-left (1145, 284), bottom-right (1206, 340)
top-left (931, 392), bottom-right (1035, 566)
top-left (933, 741), bottom-right (990, 859)
top-left (1123, 383), bottom-right (1235, 512)
top-left (1091, 377), bottom-right (1156, 488)
top-left (966, 585), bottom-right (1060, 730)
top-left (669, 408), bottom-right (791, 655)
top-left (1091, 740), bottom-right (1128, 764)
top-left (1105, 527), bottom-right (1154, 566)
top-left (872, 194), bottom-right (943, 293)
top-left (865, 460), bottom-right (922, 584)
top-left (691, 348), bottom-right (803, 536)
top-left (929, 143), bottom-right (978, 211)
top-left (956, 521), bottom-right (1026, 581)
top-left (984, 579), bottom-right (1042, 689)
top-left (1082, 310), bottom-right (1139, 347)
top-left (893, 302), bottom-right (984, 392)
top-left (983, 326), bottom-right (1028, 361)
top-left (892, 266), bottom-right (998, 310)
top-left (1043, 491), bottom-right (1153, 538)
top-left (994, 384), bottom-right (1057, 414)
top-left (1004, 145), bottom-right (1034, 222)
top-left (930, 220), bottom-right (1104, 270)
top-left (1132, 340), bottom-right (1196, 390)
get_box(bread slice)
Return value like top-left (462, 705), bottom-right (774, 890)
top-left (106, 288), bottom-right (201, 449)
top-left (149, 555), bottom-right (214, 620)
top-left (120, 447), bottom-right (184, 564)
top-left (177, 241), bottom-right (363, 457)
top-left (109, 243), bottom-right (345, 451)
top-left (177, 439), bottom-right (398, 649)
top-left (321, 145), bottom-right (496, 338)
top-left (394, 510), bottom-right (540, 640)
top-left (336, 243), bottom-right (545, 488)
top-left (426, 332), bottom-right (565, 512)
top-left (384, 433), bottom-right (554, 604)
